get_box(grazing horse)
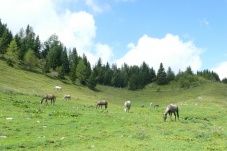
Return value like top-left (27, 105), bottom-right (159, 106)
top-left (154, 104), bottom-right (159, 108)
top-left (96, 100), bottom-right (108, 109)
top-left (63, 95), bottom-right (71, 100)
top-left (124, 101), bottom-right (131, 112)
top-left (40, 94), bottom-right (56, 105)
top-left (163, 104), bottom-right (179, 122)
top-left (54, 86), bottom-right (62, 91)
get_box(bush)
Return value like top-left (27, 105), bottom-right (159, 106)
top-left (6, 58), bottom-right (14, 67)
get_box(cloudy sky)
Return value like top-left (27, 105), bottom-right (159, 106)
top-left (0, 0), bottom-right (227, 79)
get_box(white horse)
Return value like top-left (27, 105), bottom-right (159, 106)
top-left (54, 86), bottom-right (62, 91)
top-left (63, 95), bottom-right (71, 100)
top-left (124, 101), bottom-right (131, 112)
top-left (163, 104), bottom-right (179, 122)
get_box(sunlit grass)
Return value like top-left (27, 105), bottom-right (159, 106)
top-left (0, 60), bottom-right (227, 150)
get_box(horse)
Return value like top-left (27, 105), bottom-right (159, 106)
top-left (96, 100), bottom-right (108, 109)
top-left (124, 101), bottom-right (131, 112)
top-left (154, 104), bottom-right (159, 108)
top-left (54, 86), bottom-right (62, 91)
top-left (163, 104), bottom-right (179, 122)
top-left (63, 95), bottom-right (71, 100)
top-left (40, 94), bottom-right (56, 105)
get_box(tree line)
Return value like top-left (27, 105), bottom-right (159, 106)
top-left (0, 20), bottom-right (224, 90)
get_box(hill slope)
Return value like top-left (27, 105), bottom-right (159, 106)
top-left (1, 59), bottom-right (227, 150)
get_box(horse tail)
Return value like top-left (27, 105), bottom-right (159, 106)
top-left (176, 107), bottom-right (179, 120)
top-left (106, 101), bottom-right (108, 108)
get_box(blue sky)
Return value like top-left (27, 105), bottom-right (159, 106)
top-left (0, 0), bottom-right (227, 79)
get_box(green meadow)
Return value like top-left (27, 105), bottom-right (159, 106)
top-left (0, 60), bottom-right (227, 151)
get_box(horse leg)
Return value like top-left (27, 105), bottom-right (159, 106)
top-left (169, 112), bottom-right (172, 119)
top-left (173, 112), bottom-right (176, 121)
top-left (176, 111), bottom-right (179, 120)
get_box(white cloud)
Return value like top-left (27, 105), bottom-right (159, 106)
top-left (116, 34), bottom-right (203, 73)
top-left (211, 62), bottom-right (227, 80)
top-left (0, 0), bottom-right (113, 66)
top-left (85, 0), bottom-right (110, 13)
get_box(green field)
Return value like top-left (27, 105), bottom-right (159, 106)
top-left (0, 60), bottom-right (227, 151)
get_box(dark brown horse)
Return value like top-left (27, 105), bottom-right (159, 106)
top-left (163, 104), bottom-right (179, 122)
top-left (96, 100), bottom-right (108, 109)
top-left (40, 94), bottom-right (56, 105)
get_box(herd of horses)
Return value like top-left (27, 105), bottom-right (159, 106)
top-left (41, 86), bottom-right (179, 122)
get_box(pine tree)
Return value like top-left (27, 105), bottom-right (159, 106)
top-left (87, 72), bottom-right (97, 90)
top-left (24, 49), bottom-right (38, 70)
top-left (69, 64), bottom-right (77, 84)
top-left (166, 66), bottom-right (175, 83)
top-left (157, 63), bottom-right (167, 85)
top-left (61, 48), bottom-right (70, 75)
top-left (0, 21), bottom-right (13, 57)
top-left (76, 59), bottom-right (87, 85)
top-left (6, 39), bottom-right (19, 66)
top-left (42, 60), bottom-right (50, 73)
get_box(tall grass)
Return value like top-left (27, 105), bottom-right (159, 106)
top-left (0, 60), bottom-right (227, 150)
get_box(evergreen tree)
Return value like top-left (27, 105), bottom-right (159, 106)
top-left (0, 20), bottom-right (13, 57)
top-left (42, 60), bottom-right (50, 73)
top-left (140, 62), bottom-right (151, 87)
top-left (68, 47), bottom-right (79, 84)
top-left (15, 25), bottom-right (41, 61)
top-left (93, 57), bottom-right (104, 84)
top-left (185, 66), bottom-right (193, 75)
top-left (150, 67), bottom-right (156, 82)
top-left (120, 63), bottom-right (129, 87)
top-left (128, 65), bottom-right (141, 90)
top-left (103, 62), bottom-right (113, 85)
top-left (57, 66), bottom-right (65, 79)
top-left (87, 72), bottom-right (97, 90)
top-left (47, 44), bottom-right (63, 70)
top-left (166, 66), bottom-right (175, 83)
top-left (24, 49), bottom-right (38, 70)
top-left (156, 63), bottom-right (167, 85)
top-left (61, 47), bottom-right (70, 74)
top-left (82, 53), bottom-right (91, 81)
top-left (69, 47), bottom-right (79, 67)
top-left (6, 39), bottom-right (19, 66)
top-left (222, 78), bottom-right (227, 84)
top-left (76, 59), bottom-right (87, 85)
top-left (128, 74), bottom-right (139, 90)
top-left (69, 64), bottom-right (77, 84)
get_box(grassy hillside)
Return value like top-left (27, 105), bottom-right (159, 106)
top-left (0, 59), bottom-right (227, 150)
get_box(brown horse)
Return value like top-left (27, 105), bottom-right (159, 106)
top-left (163, 104), bottom-right (179, 122)
top-left (96, 100), bottom-right (108, 109)
top-left (40, 94), bottom-right (56, 105)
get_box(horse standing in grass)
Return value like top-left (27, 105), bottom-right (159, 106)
top-left (154, 104), bottom-right (159, 108)
top-left (96, 100), bottom-right (108, 109)
top-left (163, 104), bottom-right (179, 122)
top-left (63, 95), bottom-right (71, 100)
top-left (54, 86), bottom-right (62, 91)
top-left (40, 94), bottom-right (56, 105)
top-left (124, 101), bottom-right (131, 112)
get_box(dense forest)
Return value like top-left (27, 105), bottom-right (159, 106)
top-left (0, 19), bottom-right (225, 90)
